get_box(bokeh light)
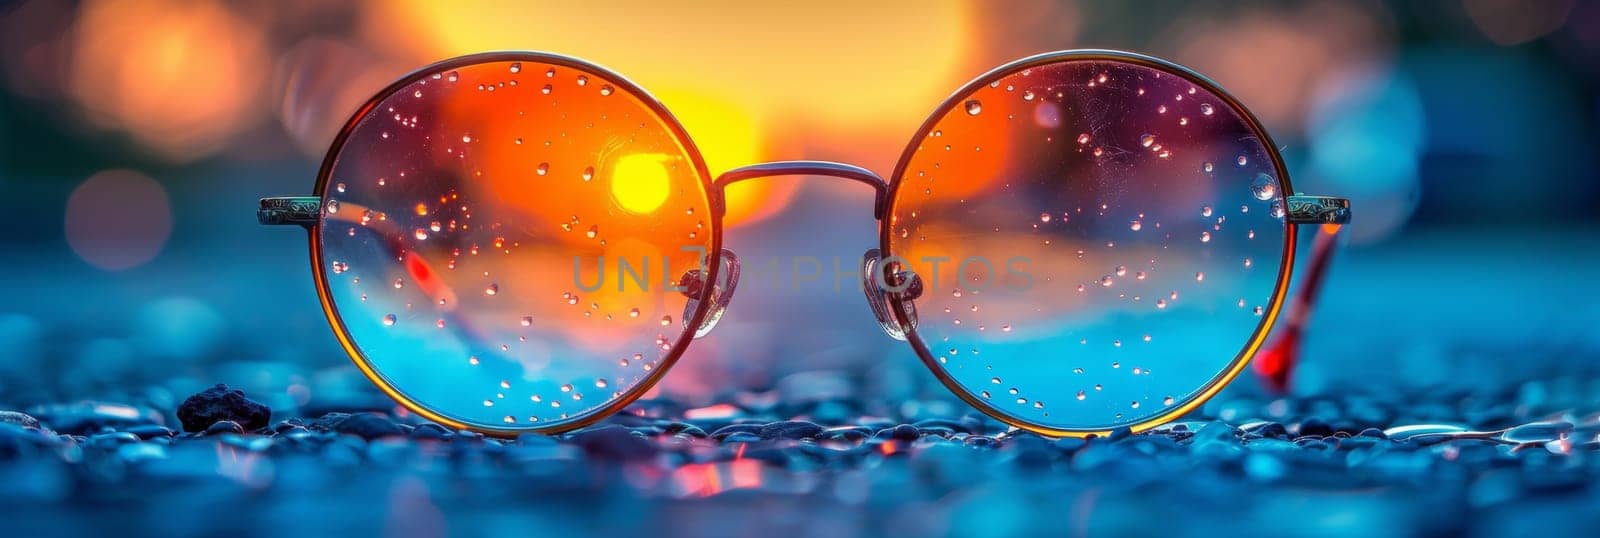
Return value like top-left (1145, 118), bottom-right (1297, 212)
top-left (1464, 0), bottom-right (1574, 46)
top-left (1306, 63), bottom-right (1425, 244)
top-left (68, 0), bottom-right (269, 161)
top-left (64, 169), bottom-right (172, 271)
top-left (1161, 1), bottom-right (1392, 132)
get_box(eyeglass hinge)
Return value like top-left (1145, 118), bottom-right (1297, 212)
top-left (258, 196), bottom-right (322, 228)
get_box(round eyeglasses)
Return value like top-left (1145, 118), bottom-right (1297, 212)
top-left (258, 50), bottom-right (1350, 437)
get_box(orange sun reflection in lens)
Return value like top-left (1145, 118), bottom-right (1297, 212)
top-left (611, 154), bottom-right (673, 214)
top-left (358, 1), bottom-right (972, 226)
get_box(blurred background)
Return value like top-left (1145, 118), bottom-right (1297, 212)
top-left (2, 0), bottom-right (1598, 416)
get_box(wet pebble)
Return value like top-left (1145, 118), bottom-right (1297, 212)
top-left (0, 410), bottom-right (40, 429)
top-left (123, 424), bottom-right (175, 440)
top-left (568, 425), bottom-right (656, 461)
top-left (821, 426), bottom-right (870, 442)
top-left (332, 413), bottom-right (403, 439)
top-left (410, 423), bottom-right (452, 440)
top-left (202, 420), bottom-right (244, 436)
top-left (887, 424), bottom-right (920, 441)
top-left (1297, 417), bottom-right (1335, 437)
top-left (28, 401), bottom-right (162, 435)
top-left (663, 422), bottom-right (706, 437)
top-left (710, 424), bottom-right (764, 440)
top-left (759, 420), bottom-right (824, 440)
top-left (1246, 422), bottom-right (1289, 439)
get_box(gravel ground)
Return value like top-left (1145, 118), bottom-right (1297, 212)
top-left (2, 374), bottom-right (1598, 538)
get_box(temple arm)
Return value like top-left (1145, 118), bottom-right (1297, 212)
top-left (1254, 193), bottom-right (1351, 393)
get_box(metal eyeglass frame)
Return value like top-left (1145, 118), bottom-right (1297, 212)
top-left (258, 49), bottom-right (1351, 438)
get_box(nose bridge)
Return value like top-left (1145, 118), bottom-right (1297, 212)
top-left (711, 161), bottom-right (889, 220)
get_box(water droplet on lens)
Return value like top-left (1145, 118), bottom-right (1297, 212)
top-left (484, 284), bottom-right (498, 295)
top-left (586, 225), bottom-right (598, 239)
top-left (1201, 206), bottom-right (1213, 217)
top-left (509, 62), bottom-right (522, 74)
top-left (1039, 212), bottom-right (1052, 223)
top-left (1076, 391), bottom-right (1086, 401)
top-left (600, 84), bottom-right (613, 96)
top-left (595, 378), bottom-right (609, 388)
top-left (382, 314), bottom-right (396, 326)
top-left (576, 75), bottom-right (588, 86)
top-left (1076, 133), bottom-right (1090, 144)
top-left (964, 99), bottom-right (982, 116)
top-left (1022, 90), bottom-right (1035, 101)
top-left (393, 278), bottom-right (404, 289)
top-left (414, 228), bottom-right (428, 240)
top-left (1269, 200), bottom-right (1286, 219)
top-left (1251, 173), bottom-right (1277, 200)
top-left (1237, 155), bottom-right (1249, 166)
top-left (1203, 162), bottom-right (1214, 173)
top-left (1140, 134), bottom-right (1155, 147)
top-left (521, 316), bottom-right (533, 326)
top-left (1200, 231), bottom-right (1211, 243)
top-left (582, 166), bottom-right (594, 181)
top-left (1200, 103), bottom-right (1214, 116)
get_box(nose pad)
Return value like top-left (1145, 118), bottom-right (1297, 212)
top-left (860, 248), bottom-right (922, 341)
top-left (677, 249), bottom-right (740, 338)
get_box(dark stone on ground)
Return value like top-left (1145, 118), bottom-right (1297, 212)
top-left (176, 384), bottom-right (270, 432)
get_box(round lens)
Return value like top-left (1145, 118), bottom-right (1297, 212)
top-left (884, 53), bottom-right (1293, 433)
top-left (316, 55), bottom-right (715, 432)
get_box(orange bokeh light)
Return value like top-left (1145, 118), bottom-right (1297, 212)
top-left (69, 0), bottom-right (269, 161)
